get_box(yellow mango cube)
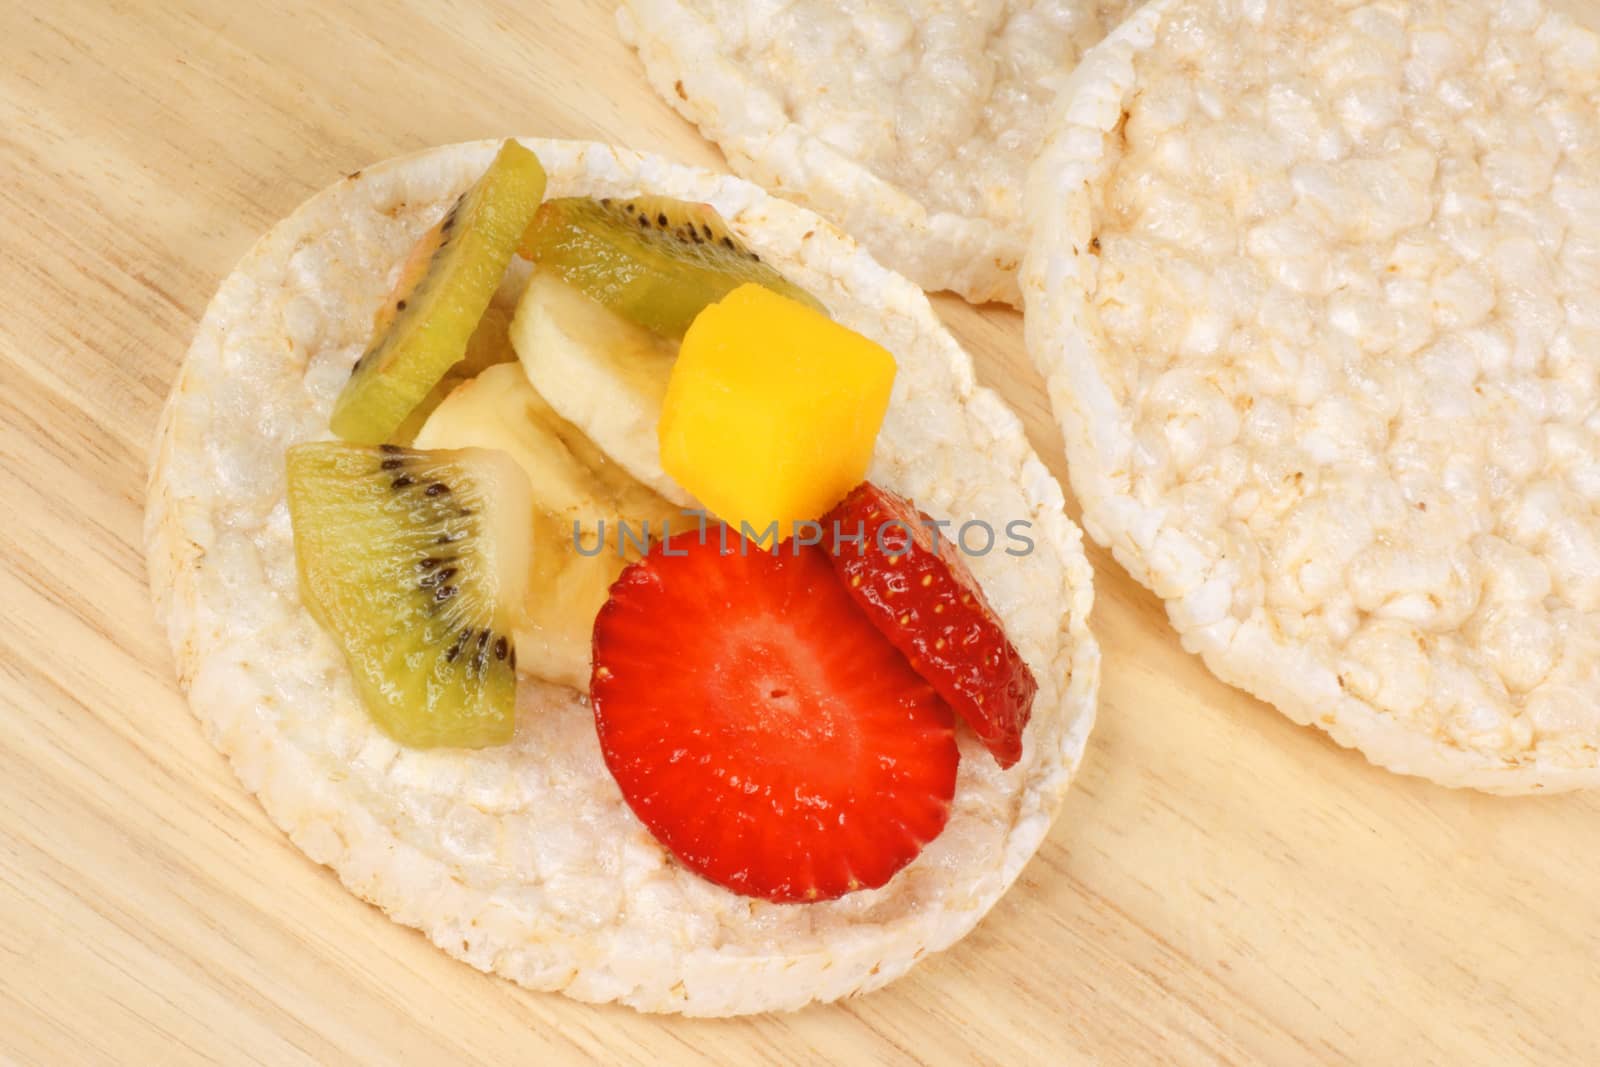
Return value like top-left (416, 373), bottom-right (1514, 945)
top-left (659, 284), bottom-right (896, 541)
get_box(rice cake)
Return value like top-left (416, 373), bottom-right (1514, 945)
top-left (146, 140), bottom-right (1100, 1014)
top-left (618, 0), bottom-right (1140, 306)
top-left (1024, 0), bottom-right (1600, 792)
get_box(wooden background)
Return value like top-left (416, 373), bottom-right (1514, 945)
top-left (2, 1), bottom-right (1596, 1063)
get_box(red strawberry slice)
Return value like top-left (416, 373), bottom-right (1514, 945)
top-left (590, 530), bottom-right (959, 903)
top-left (823, 482), bottom-right (1038, 769)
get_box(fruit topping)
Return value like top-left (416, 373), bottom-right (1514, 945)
top-left (658, 284), bottom-right (896, 541)
top-left (415, 362), bottom-right (679, 690)
top-left (285, 441), bottom-right (532, 748)
top-left (516, 511), bottom-right (631, 692)
top-left (509, 270), bottom-right (688, 504)
top-left (823, 482), bottom-right (1037, 769)
top-left (591, 532), bottom-right (959, 902)
top-left (331, 140), bottom-right (547, 444)
top-left (391, 304), bottom-right (516, 444)
top-left (517, 194), bottom-right (824, 337)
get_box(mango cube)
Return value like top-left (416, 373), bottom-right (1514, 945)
top-left (658, 284), bottom-right (896, 540)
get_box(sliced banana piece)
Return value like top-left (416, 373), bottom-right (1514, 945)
top-left (415, 362), bottom-right (681, 690)
top-left (520, 511), bottom-right (626, 692)
top-left (510, 271), bottom-right (691, 506)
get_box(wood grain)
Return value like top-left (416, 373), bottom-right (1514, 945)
top-left (1, 1), bottom-right (1596, 1063)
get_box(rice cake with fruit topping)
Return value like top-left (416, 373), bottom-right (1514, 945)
top-left (617, 0), bottom-right (1139, 306)
top-left (1024, 0), bottom-right (1600, 792)
top-left (146, 139), bottom-right (1099, 1014)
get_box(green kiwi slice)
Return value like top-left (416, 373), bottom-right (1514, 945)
top-left (330, 140), bottom-right (547, 444)
top-left (286, 441), bottom-right (533, 748)
top-left (517, 195), bottom-right (825, 337)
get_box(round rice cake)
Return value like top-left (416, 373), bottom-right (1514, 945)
top-left (1024, 0), bottom-right (1600, 793)
top-left (617, 0), bottom-right (1140, 306)
top-left (145, 140), bottom-right (1100, 1014)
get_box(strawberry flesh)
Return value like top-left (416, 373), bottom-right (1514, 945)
top-left (590, 530), bottom-right (958, 903)
top-left (823, 482), bottom-right (1037, 768)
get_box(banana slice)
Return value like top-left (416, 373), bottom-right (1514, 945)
top-left (415, 362), bottom-right (681, 690)
top-left (509, 271), bottom-right (692, 506)
top-left (519, 510), bottom-right (625, 692)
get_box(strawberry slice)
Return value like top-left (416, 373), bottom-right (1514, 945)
top-left (823, 482), bottom-right (1038, 769)
top-left (590, 530), bottom-right (959, 903)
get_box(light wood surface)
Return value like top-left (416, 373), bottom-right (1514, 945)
top-left (2, 2), bottom-right (1597, 1063)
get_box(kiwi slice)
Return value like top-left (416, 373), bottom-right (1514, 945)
top-left (286, 441), bottom-right (533, 748)
top-left (517, 195), bottom-right (825, 337)
top-left (330, 140), bottom-right (548, 444)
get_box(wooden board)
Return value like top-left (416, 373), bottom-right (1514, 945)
top-left (1, 1), bottom-right (1596, 1062)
